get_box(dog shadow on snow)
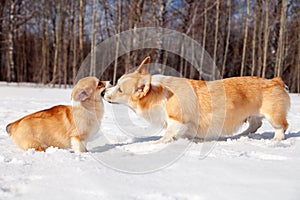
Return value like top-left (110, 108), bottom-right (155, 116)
top-left (89, 132), bottom-right (300, 153)
top-left (89, 136), bottom-right (161, 153)
top-left (218, 131), bottom-right (300, 141)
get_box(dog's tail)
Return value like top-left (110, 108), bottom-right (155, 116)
top-left (6, 123), bottom-right (13, 136)
top-left (272, 77), bottom-right (289, 92)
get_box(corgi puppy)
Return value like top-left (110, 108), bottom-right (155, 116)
top-left (104, 57), bottom-right (290, 143)
top-left (6, 77), bottom-right (110, 152)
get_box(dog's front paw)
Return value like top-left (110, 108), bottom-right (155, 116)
top-left (71, 137), bottom-right (87, 153)
top-left (153, 137), bottom-right (174, 144)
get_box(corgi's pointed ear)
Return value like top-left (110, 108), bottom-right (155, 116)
top-left (135, 56), bottom-right (150, 74)
top-left (72, 88), bottom-right (92, 102)
top-left (135, 74), bottom-right (151, 99)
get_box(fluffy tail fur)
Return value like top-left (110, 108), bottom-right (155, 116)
top-left (272, 77), bottom-right (289, 91)
top-left (272, 77), bottom-right (285, 87)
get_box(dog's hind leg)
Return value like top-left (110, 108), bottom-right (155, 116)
top-left (260, 97), bottom-right (289, 141)
top-left (17, 138), bottom-right (46, 151)
top-left (10, 131), bottom-right (46, 151)
top-left (244, 116), bottom-right (263, 135)
top-left (233, 116), bottom-right (263, 139)
top-left (263, 114), bottom-right (288, 141)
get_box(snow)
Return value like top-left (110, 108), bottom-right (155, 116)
top-left (1, 83), bottom-right (300, 200)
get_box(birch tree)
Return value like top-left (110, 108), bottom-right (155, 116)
top-left (222, 0), bottom-right (231, 78)
top-left (275, 0), bottom-right (287, 77)
top-left (240, 0), bottom-right (250, 76)
top-left (251, 3), bottom-right (257, 76)
top-left (79, 0), bottom-right (85, 63)
top-left (90, 0), bottom-right (97, 77)
top-left (6, 0), bottom-right (16, 82)
top-left (262, 0), bottom-right (269, 78)
top-left (200, 0), bottom-right (208, 79)
top-left (41, 0), bottom-right (50, 84)
top-left (113, 0), bottom-right (121, 85)
top-left (213, 0), bottom-right (219, 79)
top-left (256, 0), bottom-right (263, 76)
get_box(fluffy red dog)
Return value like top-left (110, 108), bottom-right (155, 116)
top-left (6, 77), bottom-right (109, 152)
top-left (104, 57), bottom-right (290, 143)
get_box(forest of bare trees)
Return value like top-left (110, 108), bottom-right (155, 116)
top-left (0, 0), bottom-right (299, 92)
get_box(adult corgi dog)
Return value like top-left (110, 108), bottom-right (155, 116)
top-left (104, 57), bottom-right (290, 143)
top-left (6, 77), bottom-right (110, 152)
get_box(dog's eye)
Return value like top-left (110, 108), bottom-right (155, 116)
top-left (98, 81), bottom-right (104, 87)
top-left (118, 87), bottom-right (122, 93)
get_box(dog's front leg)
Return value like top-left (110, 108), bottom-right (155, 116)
top-left (155, 119), bottom-right (188, 144)
top-left (71, 137), bottom-right (87, 153)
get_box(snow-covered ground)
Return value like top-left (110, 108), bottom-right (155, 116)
top-left (1, 83), bottom-right (300, 200)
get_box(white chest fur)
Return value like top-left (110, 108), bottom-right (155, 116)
top-left (136, 104), bottom-right (167, 127)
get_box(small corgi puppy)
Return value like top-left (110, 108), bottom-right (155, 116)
top-left (104, 57), bottom-right (290, 143)
top-left (6, 77), bottom-right (110, 152)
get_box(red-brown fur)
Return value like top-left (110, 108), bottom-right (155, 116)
top-left (6, 77), bottom-right (108, 152)
top-left (104, 57), bottom-right (290, 142)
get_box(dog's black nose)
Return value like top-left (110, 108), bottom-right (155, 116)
top-left (101, 89), bottom-right (106, 97)
top-left (109, 80), bottom-right (113, 85)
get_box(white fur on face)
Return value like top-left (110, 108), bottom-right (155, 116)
top-left (117, 77), bottom-right (133, 85)
top-left (104, 77), bottom-right (135, 105)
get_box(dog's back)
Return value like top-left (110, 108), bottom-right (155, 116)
top-left (154, 76), bottom-right (290, 139)
top-left (7, 105), bottom-right (73, 151)
top-left (190, 76), bottom-right (290, 139)
top-left (6, 77), bottom-right (108, 152)
top-left (104, 56), bottom-right (290, 142)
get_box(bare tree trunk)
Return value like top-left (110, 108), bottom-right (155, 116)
top-left (297, 20), bottom-right (300, 93)
top-left (156, 0), bottom-right (166, 64)
top-left (222, 0), bottom-right (231, 78)
top-left (58, 0), bottom-right (66, 88)
top-left (213, 0), bottom-right (219, 79)
top-left (189, 30), bottom-right (195, 79)
top-left (67, 0), bottom-right (74, 86)
top-left (184, 59), bottom-right (188, 77)
top-left (102, 0), bottom-right (113, 38)
top-left (62, 1), bottom-right (68, 88)
top-left (122, 1), bottom-right (134, 73)
top-left (275, 0), bottom-right (287, 77)
top-left (132, 0), bottom-right (144, 67)
top-left (90, 0), bottom-right (97, 77)
top-left (72, 1), bottom-right (77, 84)
top-left (262, 0), bottom-right (269, 78)
top-left (6, 0), bottom-right (16, 82)
top-left (125, 1), bottom-right (133, 73)
top-left (185, 1), bottom-right (199, 79)
top-left (113, 0), bottom-right (121, 85)
top-left (52, 0), bottom-right (62, 86)
top-left (79, 0), bottom-right (84, 63)
top-left (256, 1), bottom-right (263, 77)
top-left (200, 0), bottom-right (208, 79)
top-left (22, 28), bottom-right (27, 82)
top-left (251, 4), bottom-right (257, 76)
top-left (41, 0), bottom-right (49, 84)
top-left (240, 0), bottom-right (250, 76)
top-left (0, 1), bottom-right (4, 80)
top-left (179, 41), bottom-right (184, 75)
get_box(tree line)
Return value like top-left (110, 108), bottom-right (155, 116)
top-left (0, 0), bottom-right (299, 92)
